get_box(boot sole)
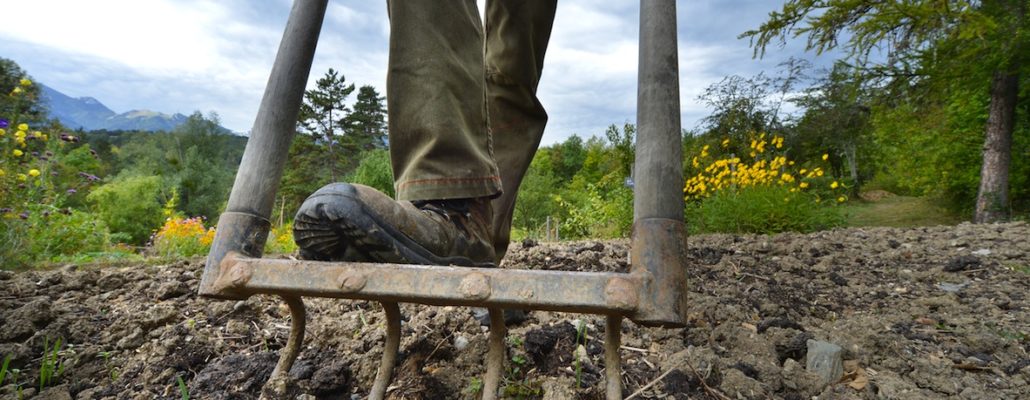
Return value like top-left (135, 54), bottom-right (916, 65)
top-left (298, 187), bottom-right (496, 268)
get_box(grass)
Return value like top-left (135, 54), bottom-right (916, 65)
top-left (843, 195), bottom-right (963, 227)
top-left (574, 321), bottom-right (587, 388)
top-left (39, 337), bottom-right (65, 391)
top-left (177, 375), bottom-right (190, 400)
top-left (0, 355), bottom-right (9, 386)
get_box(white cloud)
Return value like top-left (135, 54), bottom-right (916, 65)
top-left (0, 0), bottom-right (833, 141)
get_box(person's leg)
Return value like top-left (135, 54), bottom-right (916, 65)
top-left (387, 0), bottom-right (500, 201)
top-left (484, 0), bottom-right (558, 261)
top-left (294, 0), bottom-right (500, 266)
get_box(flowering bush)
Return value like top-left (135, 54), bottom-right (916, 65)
top-left (684, 134), bottom-right (846, 233)
top-left (265, 223), bottom-right (298, 255)
top-left (0, 78), bottom-right (109, 267)
top-left (151, 216), bottom-right (215, 258)
top-left (685, 134), bottom-right (845, 201)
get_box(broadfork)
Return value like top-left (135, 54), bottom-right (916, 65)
top-left (198, 1), bottom-right (688, 399)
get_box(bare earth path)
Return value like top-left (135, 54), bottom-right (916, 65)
top-left (1, 223), bottom-right (1028, 399)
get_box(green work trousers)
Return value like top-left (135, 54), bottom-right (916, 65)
top-left (387, 0), bottom-right (557, 258)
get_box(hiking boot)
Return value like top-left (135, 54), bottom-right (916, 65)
top-left (293, 183), bottom-right (497, 267)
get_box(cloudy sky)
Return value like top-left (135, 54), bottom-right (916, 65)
top-left (1, 0), bottom-right (834, 144)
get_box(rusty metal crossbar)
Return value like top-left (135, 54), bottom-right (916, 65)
top-left (200, 1), bottom-right (685, 399)
top-left (211, 254), bottom-right (641, 313)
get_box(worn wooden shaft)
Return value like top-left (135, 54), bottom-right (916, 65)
top-left (634, 0), bottom-right (683, 222)
top-left (201, 0), bottom-right (328, 297)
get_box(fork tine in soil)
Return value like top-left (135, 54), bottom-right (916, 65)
top-left (482, 308), bottom-right (507, 400)
top-left (606, 316), bottom-right (624, 399)
top-left (262, 296), bottom-right (306, 398)
top-left (369, 302), bottom-right (401, 400)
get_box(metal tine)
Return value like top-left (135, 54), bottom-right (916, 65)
top-left (262, 295), bottom-right (307, 399)
top-left (369, 302), bottom-right (402, 400)
top-left (605, 316), bottom-right (623, 400)
top-left (481, 308), bottom-right (506, 400)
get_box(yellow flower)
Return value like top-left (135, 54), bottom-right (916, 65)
top-left (28, 169), bottom-right (40, 177)
top-left (0, 128), bottom-right (4, 136)
top-left (31, 131), bottom-right (42, 138)
top-left (12, 149), bottom-right (23, 157)
top-left (831, 181), bottom-right (839, 189)
top-left (799, 182), bottom-right (809, 189)
top-left (11, 87), bottom-right (23, 95)
top-left (721, 138), bottom-right (730, 147)
top-left (837, 196), bottom-right (846, 203)
top-left (816, 170), bottom-right (824, 177)
top-left (822, 153), bottom-right (829, 161)
top-left (19, 78), bottom-right (32, 86)
top-left (17, 123), bottom-right (28, 131)
top-left (17, 173), bottom-right (27, 181)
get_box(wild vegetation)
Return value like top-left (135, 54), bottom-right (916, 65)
top-left (1, 0), bottom-right (1028, 267)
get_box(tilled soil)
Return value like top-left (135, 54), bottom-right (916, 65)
top-left (1, 222), bottom-right (1028, 399)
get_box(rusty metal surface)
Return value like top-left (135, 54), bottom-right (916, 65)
top-left (262, 296), bottom-right (306, 398)
top-left (629, 218), bottom-right (689, 327)
top-left (200, 212), bottom-right (271, 300)
top-left (605, 316), bottom-right (624, 400)
top-left (369, 302), bottom-right (401, 400)
top-left (483, 308), bottom-right (506, 400)
top-left (209, 253), bottom-right (640, 314)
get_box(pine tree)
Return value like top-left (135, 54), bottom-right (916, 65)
top-left (298, 68), bottom-right (355, 181)
top-left (345, 85), bottom-right (388, 152)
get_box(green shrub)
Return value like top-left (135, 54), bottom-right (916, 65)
top-left (346, 149), bottom-right (394, 198)
top-left (685, 184), bottom-right (844, 234)
top-left (87, 175), bottom-right (165, 244)
top-left (559, 177), bottom-right (634, 239)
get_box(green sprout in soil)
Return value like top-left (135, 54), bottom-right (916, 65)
top-left (99, 351), bottom-right (118, 381)
top-left (177, 375), bottom-right (190, 400)
top-left (465, 377), bottom-right (483, 395)
top-left (39, 337), bottom-right (65, 391)
top-left (575, 320), bottom-right (588, 388)
top-left (0, 355), bottom-right (10, 387)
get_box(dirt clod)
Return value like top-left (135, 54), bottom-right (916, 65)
top-left (1, 223), bottom-right (1028, 399)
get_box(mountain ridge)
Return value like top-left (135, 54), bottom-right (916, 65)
top-left (39, 84), bottom-right (192, 132)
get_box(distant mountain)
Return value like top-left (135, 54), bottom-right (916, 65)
top-left (39, 84), bottom-right (190, 132)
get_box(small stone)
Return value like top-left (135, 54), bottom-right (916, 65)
top-left (937, 281), bottom-right (969, 293)
top-left (806, 340), bottom-right (844, 385)
top-left (971, 248), bottom-right (991, 256)
top-left (944, 255), bottom-right (980, 272)
top-left (157, 280), bottom-right (190, 300)
top-left (453, 335), bottom-right (469, 351)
